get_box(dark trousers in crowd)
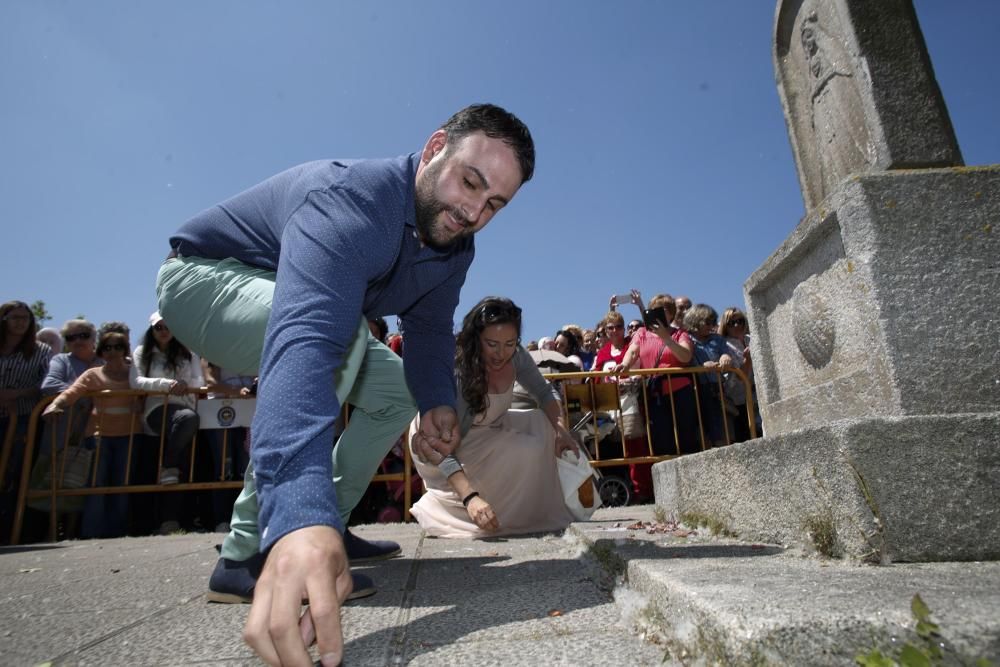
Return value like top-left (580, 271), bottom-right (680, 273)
top-left (81, 435), bottom-right (133, 539)
top-left (146, 405), bottom-right (198, 530)
top-left (207, 427), bottom-right (249, 529)
top-left (694, 380), bottom-right (731, 447)
top-left (728, 402), bottom-right (753, 444)
top-left (0, 415), bottom-right (30, 544)
top-left (649, 384), bottom-right (700, 456)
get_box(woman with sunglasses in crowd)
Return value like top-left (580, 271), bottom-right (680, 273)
top-left (719, 307), bottom-right (755, 444)
top-left (41, 320), bottom-right (101, 398)
top-left (43, 330), bottom-right (143, 538)
top-left (133, 312), bottom-right (202, 533)
top-left (409, 297), bottom-right (580, 538)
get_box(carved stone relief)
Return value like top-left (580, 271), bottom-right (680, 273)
top-left (798, 2), bottom-right (875, 202)
top-left (791, 280), bottom-right (835, 369)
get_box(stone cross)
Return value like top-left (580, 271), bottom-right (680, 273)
top-left (654, 0), bottom-right (999, 564)
top-left (774, 0), bottom-right (963, 210)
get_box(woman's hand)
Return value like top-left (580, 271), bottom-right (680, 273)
top-left (169, 379), bottom-right (188, 396)
top-left (554, 425), bottom-right (580, 458)
top-left (42, 402), bottom-right (64, 421)
top-left (610, 362), bottom-right (630, 377)
top-left (466, 495), bottom-right (499, 531)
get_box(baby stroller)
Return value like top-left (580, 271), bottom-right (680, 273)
top-left (563, 382), bottom-right (632, 508)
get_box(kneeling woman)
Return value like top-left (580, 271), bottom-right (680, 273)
top-left (410, 297), bottom-right (579, 538)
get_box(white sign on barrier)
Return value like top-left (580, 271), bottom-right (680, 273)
top-left (196, 398), bottom-right (256, 429)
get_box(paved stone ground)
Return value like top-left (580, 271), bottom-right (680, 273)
top-left (0, 510), bottom-right (667, 666)
top-left (3, 505), bottom-right (998, 666)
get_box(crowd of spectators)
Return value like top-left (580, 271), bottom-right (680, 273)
top-left (0, 300), bottom-right (254, 543)
top-left (1, 290), bottom-right (758, 543)
top-left (521, 291), bottom-right (759, 502)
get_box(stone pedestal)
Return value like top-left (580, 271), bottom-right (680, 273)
top-left (652, 0), bottom-right (999, 562)
top-left (654, 166), bottom-right (999, 562)
top-left (746, 166), bottom-right (1000, 436)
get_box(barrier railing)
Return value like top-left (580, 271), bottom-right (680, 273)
top-left (7, 364), bottom-right (755, 544)
top-left (541, 365), bottom-right (757, 504)
top-left (9, 389), bottom-right (417, 545)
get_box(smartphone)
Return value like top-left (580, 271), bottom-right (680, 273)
top-left (642, 307), bottom-right (668, 330)
top-left (614, 292), bottom-right (633, 304)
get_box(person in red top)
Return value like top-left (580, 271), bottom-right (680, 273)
top-left (613, 293), bottom-right (699, 498)
top-left (591, 311), bottom-right (630, 376)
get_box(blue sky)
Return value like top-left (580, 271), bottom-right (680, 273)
top-left (2, 2), bottom-right (997, 345)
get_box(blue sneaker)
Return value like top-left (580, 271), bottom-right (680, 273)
top-left (207, 552), bottom-right (376, 604)
top-left (344, 528), bottom-right (402, 563)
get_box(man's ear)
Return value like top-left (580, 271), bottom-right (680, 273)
top-left (420, 129), bottom-right (449, 165)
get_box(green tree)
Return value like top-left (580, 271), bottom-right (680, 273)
top-left (30, 300), bottom-right (52, 327)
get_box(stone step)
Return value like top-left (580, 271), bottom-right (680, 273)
top-left (650, 412), bottom-right (1000, 562)
top-left (569, 506), bottom-right (1000, 666)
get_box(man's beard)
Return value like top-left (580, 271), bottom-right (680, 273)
top-left (414, 158), bottom-right (471, 251)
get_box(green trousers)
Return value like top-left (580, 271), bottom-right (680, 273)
top-left (156, 256), bottom-right (417, 560)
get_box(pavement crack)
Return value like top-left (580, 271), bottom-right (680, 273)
top-left (43, 593), bottom-right (204, 665)
top-left (384, 530), bottom-right (425, 666)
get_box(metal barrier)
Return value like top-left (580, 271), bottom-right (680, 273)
top-left (10, 390), bottom-right (417, 545)
top-left (542, 365), bottom-right (757, 505)
top-left (8, 364), bottom-right (754, 543)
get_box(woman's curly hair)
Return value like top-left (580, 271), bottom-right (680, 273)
top-left (456, 296), bottom-right (522, 416)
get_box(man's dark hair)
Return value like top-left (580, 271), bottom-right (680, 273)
top-left (439, 104), bottom-right (535, 183)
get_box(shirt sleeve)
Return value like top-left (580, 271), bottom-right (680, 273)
top-left (41, 355), bottom-right (70, 396)
top-left (252, 189), bottom-right (393, 552)
top-left (130, 347), bottom-right (174, 393)
top-left (398, 261), bottom-right (469, 416)
top-left (513, 347), bottom-right (560, 407)
top-left (56, 369), bottom-right (96, 408)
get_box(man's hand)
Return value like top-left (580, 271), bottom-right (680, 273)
top-left (414, 406), bottom-right (460, 464)
top-left (243, 525), bottom-right (352, 667)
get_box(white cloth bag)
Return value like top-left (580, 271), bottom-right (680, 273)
top-left (557, 450), bottom-right (602, 521)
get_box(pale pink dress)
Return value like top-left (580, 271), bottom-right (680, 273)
top-left (409, 386), bottom-right (575, 538)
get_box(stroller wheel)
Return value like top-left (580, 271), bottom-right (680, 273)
top-left (598, 476), bottom-right (631, 507)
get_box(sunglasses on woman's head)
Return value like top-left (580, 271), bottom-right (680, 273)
top-left (101, 343), bottom-right (127, 352)
top-left (65, 332), bottom-right (92, 342)
top-left (730, 318), bottom-right (747, 327)
top-left (480, 304), bottom-right (522, 324)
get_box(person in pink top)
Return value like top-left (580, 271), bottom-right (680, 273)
top-left (43, 330), bottom-right (143, 538)
top-left (613, 293), bottom-right (699, 498)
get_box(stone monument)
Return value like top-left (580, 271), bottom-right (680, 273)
top-left (653, 0), bottom-right (999, 562)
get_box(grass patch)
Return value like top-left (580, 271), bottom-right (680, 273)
top-left (652, 505), bottom-right (668, 524)
top-left (802, 511), bottom-right (838, 558)
top-left (679, 510), bottom-right (736, 538)
top-left (856, 594), bottom-right (996, 667)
